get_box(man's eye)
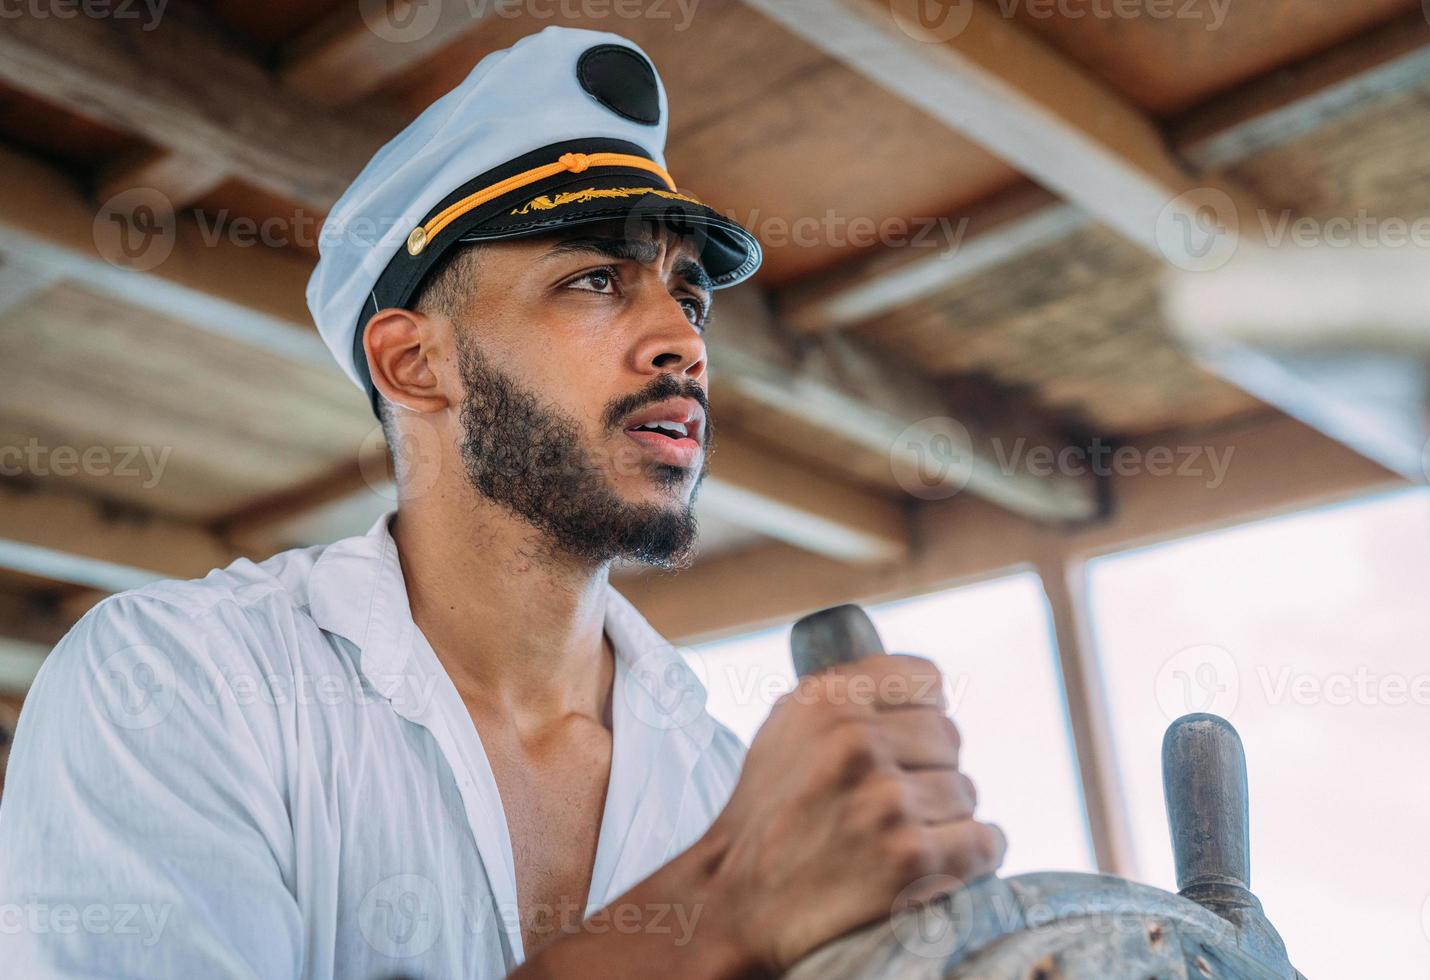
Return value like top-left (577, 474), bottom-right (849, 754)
top-left (679, 297), bottom-right (708, 327)
top-left (570, 268), bottom-right (618, 294)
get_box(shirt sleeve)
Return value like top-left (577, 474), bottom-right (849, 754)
top-left (0, 593), bottom-right (304, 979)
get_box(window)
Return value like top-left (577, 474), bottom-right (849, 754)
top-left (1086, 487), bottom-right (1430, 979)
top-left (686, 571), bottom-right (1095, 875)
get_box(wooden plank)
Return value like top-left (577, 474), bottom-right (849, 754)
top-left (778, 184), bottom-right (1088, 334)
top-left (1166, 243), bottom-right (1430, 482)
top-left (712, 285), bottom-right (1102, 523)
top-left (0, 7), bottom-right (379, 211)
top-left (280, 0), bottom-right (499, 106)
top-left (0, 144), bottom-right (330, 368)
top-left (702, 429), bottom-right (909, 564)
top-left (1002, 0), bottom-right (1414, 117)
top-left (618, 414), bottom-right (1401, 642)
top-left (770, 5), bottom-right (1430, 335)
top-left (95, 149), bottom-right (229, 211)
top-left (214, 451), bottom-right (391, 555)
top-left (742, 0), bottom-right (1248, 263)
top-left (1035, 553), bottom-right (1136, 877)
top-left (0, 254), bottom-right (57, 317)
top-left (1173, 11), bottom-right (1430, 170)
top-left (0, 482), bottom-right (237, 592)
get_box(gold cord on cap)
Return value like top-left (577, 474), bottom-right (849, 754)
top-left (406, 151), bottom-right (676, 256)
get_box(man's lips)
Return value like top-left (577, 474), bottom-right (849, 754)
top-left (621, 397), bottom-right (705, 468)
top-left (625, 429), bottom-right (701, 467)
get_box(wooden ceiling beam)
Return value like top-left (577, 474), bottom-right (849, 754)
top-left (767, 3), bottom-right (1430, 335)
top-left (280, 0), bottom-right (498, 107)
top-left (0, 482), bottom-right (237, 593)
top-left (0, 7), bottom-right (380, 211)
top-left (1172, 10), bottom-right (1430, 170)
top-left (0, 145), bottom-right (330, 368)
top-left (0, 3), bottom-right (1104, 551)
top-left (777, 183), bottom-right (1087, 334)
top-left (95, 149), bottom-right (231, 213)
top-left (743, 0), bottom-right (1252, 262)
top-left (711, 285), bottom-right (1101, 524)
top-left (620, 414), bottom-right (1402, 643)
top-left (700, 429), bottom-right (910, 563)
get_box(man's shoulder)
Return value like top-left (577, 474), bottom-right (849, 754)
top-left (118, 540), bottom-right (329, 620)
top-left (49, 540), bottom-right (344, 683)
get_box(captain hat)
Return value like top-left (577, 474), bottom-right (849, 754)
top-left (306, 25), bottom-right (762, 410)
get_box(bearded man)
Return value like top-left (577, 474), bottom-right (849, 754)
top-left (0, 27), bottom-right (1003, 979)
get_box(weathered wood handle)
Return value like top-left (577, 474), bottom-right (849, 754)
top-left (1162, 712), bottom-right (1293, 973)
top-left (790, 603), bottom-right (886, 677)
top-left (1163, 712), bottom-right (1252, 897)
top-left (784, 608), bottom-right (1301, 978)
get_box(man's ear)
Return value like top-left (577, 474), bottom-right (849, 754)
top-left (364, 307), bottom-right (452, 414)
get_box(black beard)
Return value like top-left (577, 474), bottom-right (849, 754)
top-left (456, 337), bottom-right (706, 567)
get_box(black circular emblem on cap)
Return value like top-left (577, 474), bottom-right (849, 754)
top-left (577, 44), bottom-right (660, 125)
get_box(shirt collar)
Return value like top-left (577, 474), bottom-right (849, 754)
top-left (307, 512), bottom-right (715, 749)
top-left (308, 511), bottom-right (419, 703)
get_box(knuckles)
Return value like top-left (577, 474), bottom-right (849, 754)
top-left (881, 826), bottom-right (939, 882)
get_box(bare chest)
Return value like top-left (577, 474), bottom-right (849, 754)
top-left (483, 723), bottom-right (614, 957)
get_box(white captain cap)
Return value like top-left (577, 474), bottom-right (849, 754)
top-left (306, 25), bottom-right (762, 411)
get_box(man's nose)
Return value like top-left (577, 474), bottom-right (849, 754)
top-left (630, 294), bottom-right (707, 381)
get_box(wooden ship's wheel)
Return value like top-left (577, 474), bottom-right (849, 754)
top-left (786, 606), bottom-right (1306, 980)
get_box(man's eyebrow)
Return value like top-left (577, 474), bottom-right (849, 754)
top-left (542, 236), bottom-right (713, 293)
top-left (674, 257), bottom-right (714, 295)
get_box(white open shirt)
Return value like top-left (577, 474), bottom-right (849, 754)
top-left (0, 515), bottom-right (745, 978)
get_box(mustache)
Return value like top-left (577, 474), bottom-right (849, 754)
top-left (602, 374), bottom-right (710, 431)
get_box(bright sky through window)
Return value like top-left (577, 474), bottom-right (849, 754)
top-left (686, 572), bottom-right (1096, 876)
top-left (1086, 486), bottom-right (1430, 980)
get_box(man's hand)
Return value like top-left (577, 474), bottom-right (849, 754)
top-left (512, 654), bottom-right (1003, 980)
top-left (700, 654), bottom-right (1006, 973)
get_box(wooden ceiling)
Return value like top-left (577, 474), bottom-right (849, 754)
top-left (0, 0), bottom-right (1425, 646)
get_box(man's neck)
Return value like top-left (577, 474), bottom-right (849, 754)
top-left (391, 495), bottom-right (614, 730)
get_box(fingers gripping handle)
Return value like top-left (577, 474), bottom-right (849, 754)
top-left (790, 604), bottom-right (886, 678)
